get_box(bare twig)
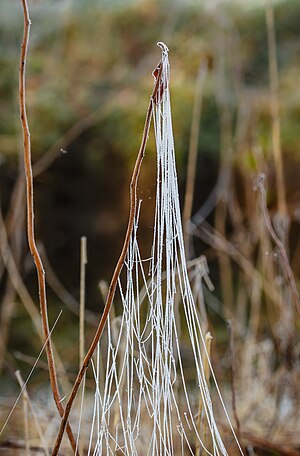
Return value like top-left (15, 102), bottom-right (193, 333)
top-left (79, 236), bottom-right (87, 367)
top-left (183, 59), bottom-right (207, 257)
top-left (78, 236), bottom-right (87, 456)
top-left (39, 242), bottom-right (97, 325)
top-left (15, 370), bottom-right (50, 456)
top-left (195, 332), bottom-right (212, 456)
top-left (19, 1), bottom-right (78, 453)
top-left (227, 320), bottom-right (241, 438)
top-left (0, 209), bottom-right (71, 395)
top-left (15, 370), bottom-right (30, 456)
top-left (265, 0), bottom-right (287, 220)
top-left (254, 174), bottom-right (300, 317)
top-left (51, 48), bottom-right (165, 456)
top-left (0, 172), bottom-right (24, 372)
top-left (0, 281), bottom-right (17, 372)
top-left (0, 310), bottom-right (63, 438)
top-left (241, 432), bottom-right (300, 456)
top-left (195, 221), bottom-right (284, 309)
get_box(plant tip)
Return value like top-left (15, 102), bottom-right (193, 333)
top-left (253, 173), bottom-right (266, 192)
top-left (157, 41), bottom-right (169, 55)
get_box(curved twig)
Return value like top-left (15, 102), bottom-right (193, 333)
top-left (254, 173), bottom-right (300, 317)
top-left (19, 1), bottom-right (79, 453)
top-left (51, 49), bottom-right (164, 456)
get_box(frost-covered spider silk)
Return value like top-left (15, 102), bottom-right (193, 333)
top-left (87, 43), bottom-right (243, 456)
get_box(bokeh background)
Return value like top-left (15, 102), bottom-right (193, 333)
top-left (0, 0), bottom-right (300, 453)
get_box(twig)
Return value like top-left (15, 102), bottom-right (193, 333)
top-left (51, 47), bottom-right (165, 456)
top-left (265, 0), bottom-right (287, 220)
top-left (195, 220), bottom-right (290, 310)
top-left (0, 209), bottom-right (70, 395)
top-left (39, 242), bottom-right (97, 325)
top-left (183, 59), bottom-right (207, 257)
top-left (0, 170), bottom-right (24, 372)
top-left (15, 370), bottom-right (30, 456)
top-left (0, 310), bottom-right (63, 438)
top-left (19, 1), bottom-right (79, 453)
top-left (195, 332), bottom-right (212, 456)
top-left (227, 320), bottom-right (241, 439)
top-left (78, 236), bottom-right (87, 456)
top-left (15, 371), bottom-right (50, 456)
top-left (0, 175), bottom-right (25, 282)
top-left (0, 280), bottom-right (17, 373)
top-left (241, 431), bottom-right (300, 456)
top-left (79, 236), bottom-right (87, 367)
top-left (254, 174), bottom-right (300, 317)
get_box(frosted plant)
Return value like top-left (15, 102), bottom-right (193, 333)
top-left (88, 43), bottom-right (243, 456)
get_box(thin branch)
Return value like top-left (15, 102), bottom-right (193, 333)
top-left (227, 320), bottom-right (241, 439)
top-left (183, 59), bottom-right (207, 257)
top-left (195, 332), bottom-right (212, 456)
top-left (19, 1), bottom-right (79, 453)
top-left (0, 166), bottom-right (25, 373)
top-left (39, 242), bottom-right (97, 325)
top-left (241, 432), bottom-right (300, 456)
top-left (0, 208), bottom-right (71, 395)
top-left (15, 370), bottom-right (30, 456)
top-left (195, 220), bottom-right (284, 309)
top-left (51, 49), bottom-right (165, 456)
top-left (265, 0), bottom-right (287, 219)
top-left (254, 173), bottom-right (300, 317)
top-left (15, 370), bottom-right (50, 456)
top-left (79, 236), bottom-right (87, 367)
top-left (0, 310), bottom-right (63, 437)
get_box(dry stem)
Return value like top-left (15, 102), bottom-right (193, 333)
top-left (254, 174), bottom-right (300, 317)
top-left (19, 0), bottom-right (78, 453)
top-left (78, 236), bottom-right (87, 456)
top-left (228, 320), bottom-right (241, 438)
top-left (15, 370), bottom-right (30, 456)
top-left (265, 0), bottom-right (287, 220)
top-left (183, 59), bottom-right (207, 257)
top-left (196, 332), bottom-right (212, 456)
top-left (51, 53), bottom-right (164, 456)
top-left (79, 236), bottom-right (87, 367)
top-left (15, 370), bottom-right (50, 456)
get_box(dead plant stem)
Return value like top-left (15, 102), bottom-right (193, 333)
top-left (15, 370), bottom-right (50, 456)
top-left (51, 56), bottom-right (164, 456)
top-left (228, 320), bottom-right (241, 438)
top-left (196, 332), bottom-right (212, 456)
top-left (183, 59), bottom-right (207, 257)
top-left (15, 370), bottom-right (30, 456)
top-left (79, 236), bottom-right (87, 367)
top-left (265, 0), bottom-right (287, 220)
top-left (254, 174), bottom-right (300, 316)
top-left (19, 0), bottom-right (78, 453)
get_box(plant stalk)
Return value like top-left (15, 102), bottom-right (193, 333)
top-left (51, 53), bottom-right (164, 456)
top-left (19, 0), bottom-right (79, 453)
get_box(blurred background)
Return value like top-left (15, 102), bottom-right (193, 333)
top-left (0, 0), bottom-right (300, 453)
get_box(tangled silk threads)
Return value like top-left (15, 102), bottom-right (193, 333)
top-left (88, 44), bottom-right (242, 456)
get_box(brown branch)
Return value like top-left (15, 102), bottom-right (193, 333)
top-left (51, 52), bottom-right (164, 456)
top-left (19, 1), bottom-right (79, 453)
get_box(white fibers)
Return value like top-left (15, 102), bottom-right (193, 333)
top-left (88, 43), bottom-right (243, 456)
